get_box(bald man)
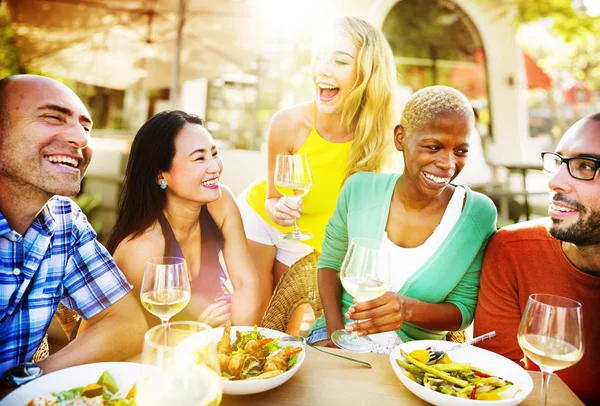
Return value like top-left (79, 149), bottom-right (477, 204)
top-left (0, 75), bottom-right (147, 389)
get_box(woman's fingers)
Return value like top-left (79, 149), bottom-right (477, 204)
top-left (349, 292), bottom-right (394, 313)
top-left (211, 302), bottom-right (231, 318)
top-left (347, 292), bottom-right (401, 320)
top-left (212, 311), bottom-right (232, 328)
top-left (281, 196), bottom-right (303, 212)
top-left (199, 301), bottom-right (230, 324)
top-left (347, 319), bottom-right (404, 336)
top-left (199, 301), bottom-right (224, 319)
top-left (273, 197), bottom-right (302, 226)
top-left (344, 293), bottom-right (406, 335)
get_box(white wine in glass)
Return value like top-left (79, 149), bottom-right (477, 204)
top-left (331, 237), bottom-right (391, 353)
top-left (517, 294), bottom-right (584, 406)
top-left (274, 153), bottom-right (313, 241)
top-left (140, 257), bottom-right (191, 325)
top-left (137, 321), bottom-right (222, 406)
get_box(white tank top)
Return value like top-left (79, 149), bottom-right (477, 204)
top-left (369, 187), bottom-right (466, 354)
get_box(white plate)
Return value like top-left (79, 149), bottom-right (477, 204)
top-left (1, 362), bottom-right (139, 406)
top-left (389, 340), bottom-right (533, 406)
top-left (211, 326), bottom-right (305, 395)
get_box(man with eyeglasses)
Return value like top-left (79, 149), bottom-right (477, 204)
top-left (473, 113), bottom-right (600, 405)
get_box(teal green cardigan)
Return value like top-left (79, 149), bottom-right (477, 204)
top-left (311, 172), bottom-right (497, 342)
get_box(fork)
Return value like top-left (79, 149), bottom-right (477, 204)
top-left (427, 331), bottom-right (497, 363)
top-left (280, 335), bottom-right (372, 368)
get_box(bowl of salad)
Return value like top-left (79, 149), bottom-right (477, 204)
top-left (389, 340), bottom-right (533, 406)
top-left (209, 324), bottom-right (305, 395)
top-left (1, 363), bottom-right (138, 406)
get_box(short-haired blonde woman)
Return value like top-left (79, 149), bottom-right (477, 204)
top-left (238, 16), bottom-right (398, 332)
top-left (311, 86), bottom-right (497, 352)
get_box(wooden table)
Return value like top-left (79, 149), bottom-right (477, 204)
top-left (220, 346), bottom-right (583, 406)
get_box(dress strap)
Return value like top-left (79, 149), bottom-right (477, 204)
top-left (157, 212), bottom-right (184, 258)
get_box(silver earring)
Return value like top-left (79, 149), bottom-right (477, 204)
top-left (159, 180), bottom-right (167, 190)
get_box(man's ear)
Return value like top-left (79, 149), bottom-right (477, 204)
top-left (394, 125), bottom-right (405, 151)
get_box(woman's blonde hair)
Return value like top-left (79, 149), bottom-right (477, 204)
top-left (400, 86), bottom-right (474, 137)
top-left (336, 16), bottom-right (398, 181)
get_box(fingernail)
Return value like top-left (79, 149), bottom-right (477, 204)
top-left (345, 312), bottom-right (350, 318)
top-left (345, 325), bottom-right (353, 332)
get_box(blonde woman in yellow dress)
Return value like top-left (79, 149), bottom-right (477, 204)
top-left (238, 16), bottom-right (398, 333)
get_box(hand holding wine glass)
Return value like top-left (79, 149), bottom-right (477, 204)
top-left (517, 294), bottom-right (584, 406)
top-left (331, 237), bottom-right (391, 352)
top-left (274, 153), bottom-right (313, 241)
top-left (140, 257), bottom-right (191, 325)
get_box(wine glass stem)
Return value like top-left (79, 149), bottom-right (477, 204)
top-left (349, 321), bottom-right (360, 342)
top-left (293, 217), bottom-right (300, 235)
top-left (540, 370), bottom-right (552, 406)
top-left (161, 317), bottom-right (170, 346)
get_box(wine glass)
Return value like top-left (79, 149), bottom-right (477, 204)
top-left (137, 321), bottom-right (222, 406)
top-left (140, 257), bottom-right (191, 325)
top-left (331, 237), bottom-right (391, 352)
top-left (517, 294), bottom-right (584, 406)
top-left (274, 153), bottom-right (313, 241)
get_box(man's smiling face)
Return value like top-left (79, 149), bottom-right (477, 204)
top-left (547, 117), bottom-right (600, 246)
top-left (0, 76), bottom-right (93, 197)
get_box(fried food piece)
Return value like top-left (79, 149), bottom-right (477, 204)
top-left (218, 353), bottom-right (231, 372)
top-left (264, 347), bottom-right (302, 372)
top-left (217, 320), bottom-right (232, 355)
top-left (227, 352), bottom-right (247, 378)
top-left (243, 338), bottom-right (275, 358)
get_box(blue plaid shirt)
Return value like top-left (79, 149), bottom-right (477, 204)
top-left (0, 196), bottom-right (132, 373)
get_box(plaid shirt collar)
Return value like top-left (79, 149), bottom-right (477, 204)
top-left (0, 202), bottom-right (56, 241)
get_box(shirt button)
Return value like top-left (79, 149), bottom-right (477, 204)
top-left (407, 282), bottom-right (412, 286)
top-left (13, 268), bottom-right (21, 276)
top-left (7, 235), bottom-right (17, 242)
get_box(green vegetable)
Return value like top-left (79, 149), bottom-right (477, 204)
top-left (52, 386), bottom-right (84, 402)
top-left (288, 353), bottom-right (299, 368)
top-left (97, 370), bottom-right (118, 394)
top-left (430, 363), bottom-right (472, 372)
top-left (401, 349), bottom-right (469, 388)
top-left (395, 358), bottom-right (421, 373)
top-left (264, 338), bottom-right (281, 354)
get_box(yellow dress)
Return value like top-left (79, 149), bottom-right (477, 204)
top-left (245, 103), bottom-right (353, 252)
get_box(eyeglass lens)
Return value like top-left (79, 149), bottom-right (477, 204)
top-left (544, 153), bottom-right (597, 180)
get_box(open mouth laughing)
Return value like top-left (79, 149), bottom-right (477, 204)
top-left (44, 154), bottom-right (82, 171)
top-left (318, 83), bottom-right (339, 102)
top-left (549, 200), bottom-right (580, 219)
top-left (201, 178), bottom-right (219, 189)
top-left (423, 171), bottom-right (450, 185)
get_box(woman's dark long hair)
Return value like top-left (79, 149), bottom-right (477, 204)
top-left (106, 110), bottom-right (205, 254)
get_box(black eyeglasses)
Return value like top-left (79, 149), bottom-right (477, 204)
top-left (541, 152), bottom-right (600, 181)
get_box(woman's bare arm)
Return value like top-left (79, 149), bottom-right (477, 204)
top-left (209, 185), bottom-right (262, 325)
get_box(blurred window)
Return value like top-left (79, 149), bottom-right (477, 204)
top-left (382, 0), bottom-right (492, 138)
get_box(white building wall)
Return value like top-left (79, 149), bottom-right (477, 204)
top-left (333, 0), bottom-right (530, 166)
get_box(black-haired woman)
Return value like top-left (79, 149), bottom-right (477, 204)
top-left (107, 110), bottom-right (261, 327)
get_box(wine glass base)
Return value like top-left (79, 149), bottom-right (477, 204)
top-left (281, 231), bottom-right (313, 241)
top-left (331, 329), bottom-right (373, 353)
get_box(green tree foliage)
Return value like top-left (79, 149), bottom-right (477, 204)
top-left (478, 0), bottom-right (600, 41)
top-left (0, 2), bottom-right (21, 77)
